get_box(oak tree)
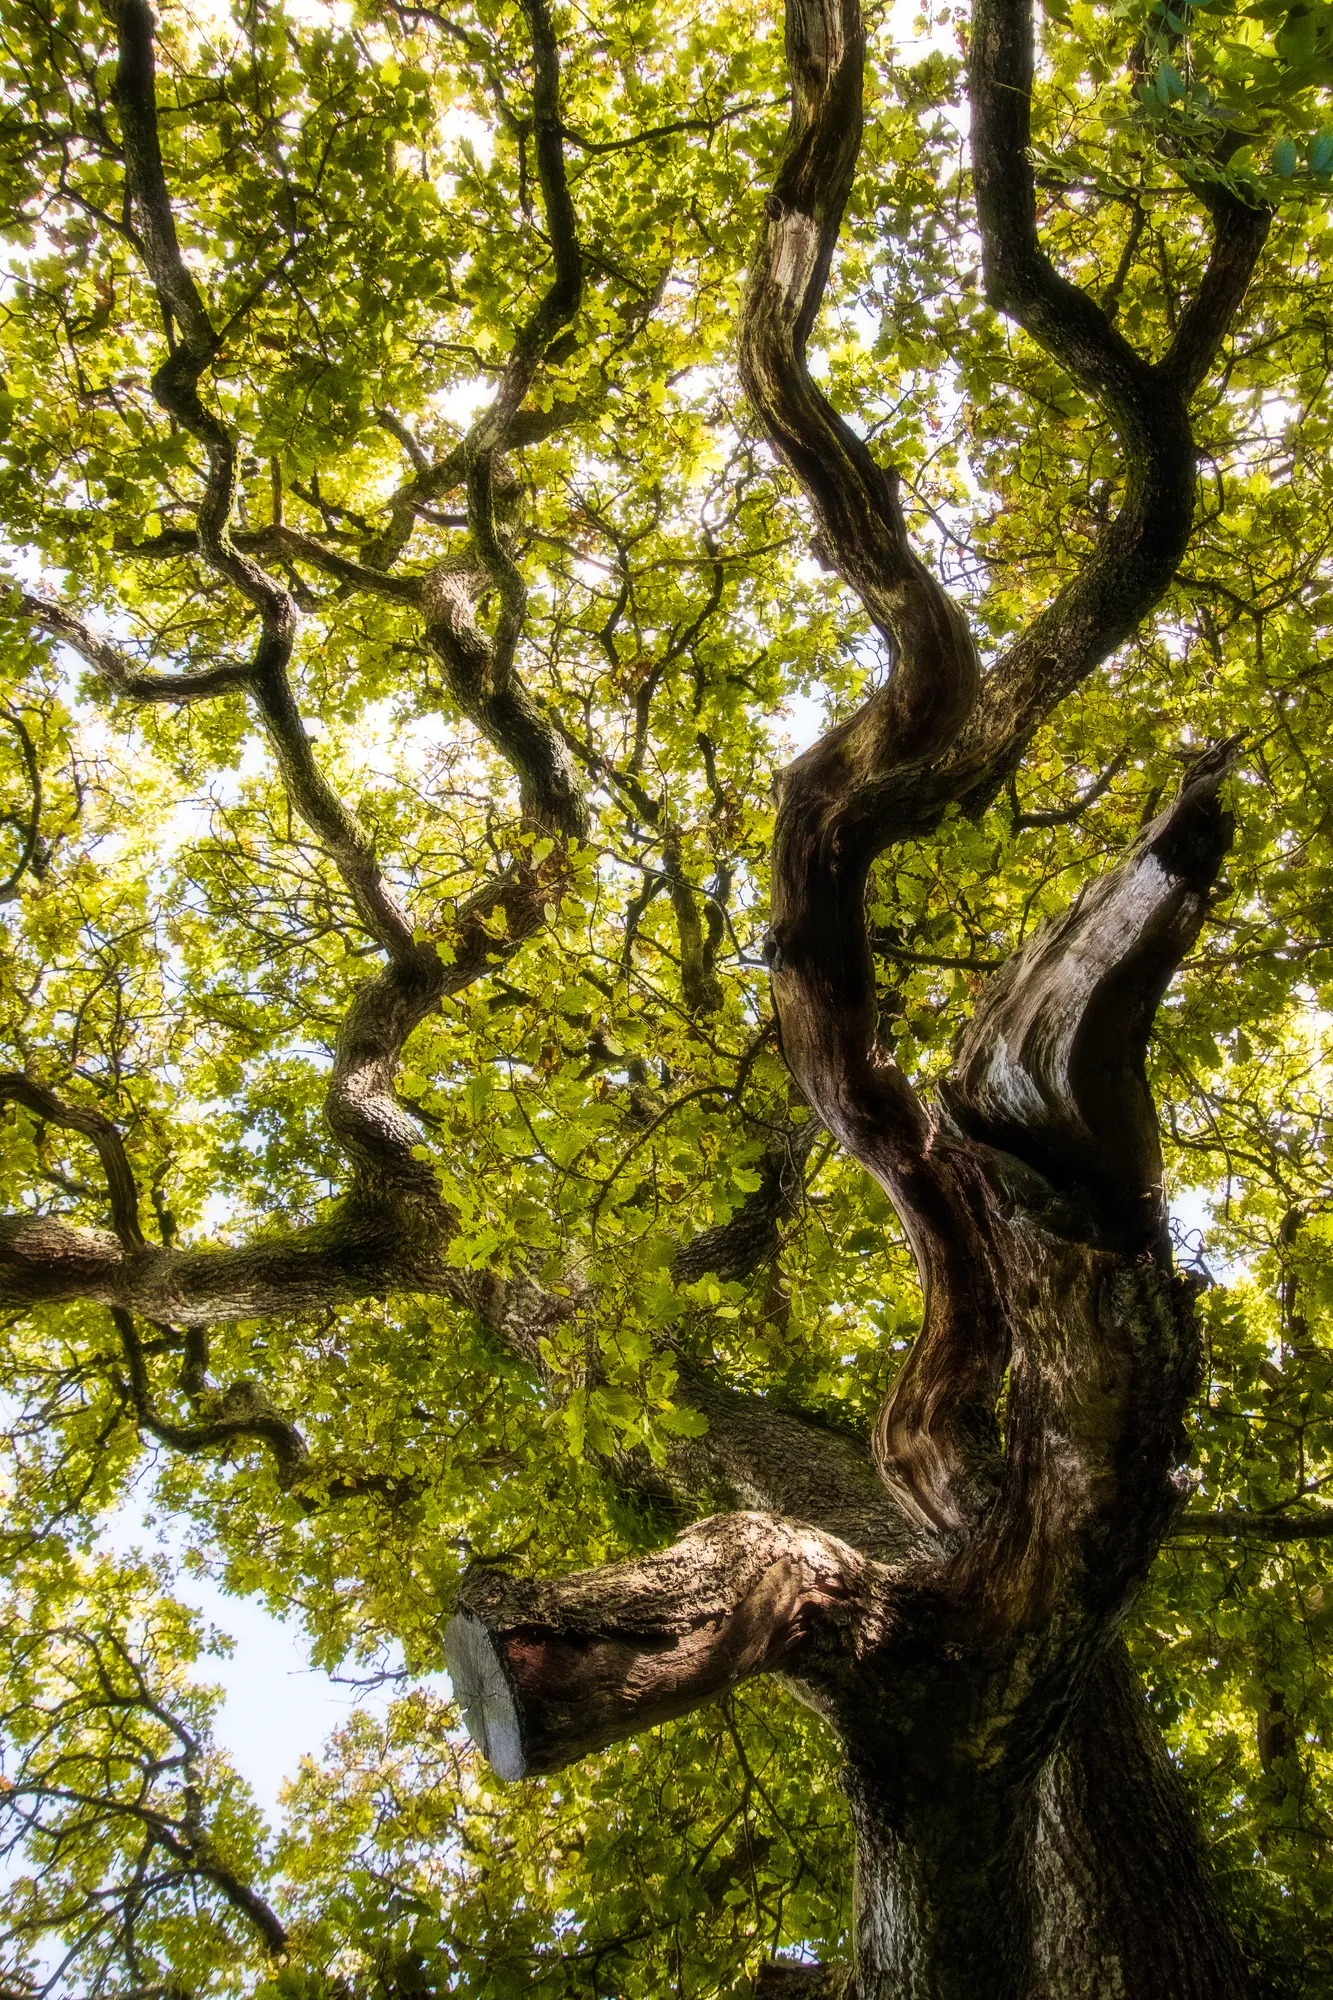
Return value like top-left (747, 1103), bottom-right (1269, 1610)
top-left (1, 0), bottom-right (1333, 1990)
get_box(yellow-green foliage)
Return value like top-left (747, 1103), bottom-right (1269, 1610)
top-left (0, 0), bottom-right (1331, 1988)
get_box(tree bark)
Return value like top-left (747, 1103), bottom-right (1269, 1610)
top-left (1029, 1643), bottom-right (1247, 1999)
top-left (445, 1513), bottom-right (889, 1778)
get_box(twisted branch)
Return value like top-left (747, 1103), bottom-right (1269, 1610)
top-left (734, 0), bottom-right (1267, 1541)
top-left (0, 706), bottom-right (43, 899)
top-left (16, 590), bottom-right (252, 702)
top-left (422, 0), bottom-right (588, 840)
top-left (110, 1306), bottom-right (310, 1484)
top-left (0, 1074), bottom-right (146, 1251)
top-left (963, 0), bottom-right (1270, 775)
top-left (737, 0), bottom-right (979, 763)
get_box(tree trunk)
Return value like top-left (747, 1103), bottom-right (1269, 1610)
top-left (445, 757), bottom-right (1254, 1996)
top-left (1030, 1644), bottom-right (1248, 1999)
top-left (833, 1641), bottom-right (1247, 2000)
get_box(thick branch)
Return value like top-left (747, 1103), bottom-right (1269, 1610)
top-left (0, 1208), bottom-right (460, 1325)
top-left (269, 525), bottom-right (424, 603)
top-left (868, 757), bottom-right (1234, 1558)
top-left (946, 745), bottom-right (1236, 1229)
top-left (1162, 187), bottom-right (1275, 402)
top-left (418, 0), bottom-right (590, 847)
top-left (466, 0), bottom-right (581, 462)
top-left (336, 849), bottom-right (589, 1198)
top-left (762, 767), bottom-right (1011, 1531)
top-left (421, 560), bottom-right (587, 837)
top-left (106, 0), bottom-right (287, 626)
top-left (665, 1364), bottom-right (922, 1562)
top-left (0, 706), bottom-right (43, 899)
top-left (322, 860), bottom-right (581, 1197)
top-left (16, 590), bottom-right (252, 703)
top-left (325, 949), bottom-right (456, 1199)
top-left (672, 1116), bottom-right (821, 1284)
top-left (1171, 1505), bottom-right (1333, 1541)
top-left (142, 1811), bottom-right (288, 1953)
top-left (111, 1306), bottom-right (310, 1485)
top-left (735, 0), bottom-right (1008, 1533)
top-left (971, 0), bottom-right (1160, 426)
top-left (964, 0), bottom-right (1269, 776)
top-left (444, 1512), bottom-right (886, 1778)
top-left (734, 0), bottom-right (1263, 1562)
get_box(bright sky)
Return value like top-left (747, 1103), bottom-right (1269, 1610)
top-left (94, 1506), bottom-right (396, 1824)
top-left (175, 1573), bottom-right (403, 1823)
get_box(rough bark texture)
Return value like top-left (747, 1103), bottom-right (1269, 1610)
top-left (1030, 1644), bottom-right (1247, 1999)
top-left (756, 1963), bottom-right (856, 1998)
top-left (446, 1514), bottom-right (889, 1777)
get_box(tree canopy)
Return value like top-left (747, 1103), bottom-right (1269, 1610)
top-left (1, 0), bottom-right (1332, 1989)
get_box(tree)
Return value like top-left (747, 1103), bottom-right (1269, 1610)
top-left (1, 0), bottom-right (1332, 1987)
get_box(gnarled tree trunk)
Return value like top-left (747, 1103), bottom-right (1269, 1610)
top-left (444, 0), bottom-right (1269, 1990)
top-left (447, 759), bottom-right (1249, 1998)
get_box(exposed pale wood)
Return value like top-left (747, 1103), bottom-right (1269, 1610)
top-left (444, 1613), bottom-right (526, 1782)
top-left (946, 746), bottom-right (1236, 1228)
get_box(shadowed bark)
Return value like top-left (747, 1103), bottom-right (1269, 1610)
top-left (1030, 1642), bottom-right (1246, 1999)
top-left (755, 1961), bottom-right (856, 1998)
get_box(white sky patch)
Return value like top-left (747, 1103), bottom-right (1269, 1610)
top-left (100, 1504), bottom-right (401, 1826)
top-left (886, 0), bottom-right (970, 143)
top-left (887, 0), bottom-right (960, 57)
top-left (668, 363), bottom-right (725, 403)
top-left (181, 1575), bottom-right (401, 1823)
top-left (1168, 1185), bottom-right (1249, 1286)
top-left (438, 103), bottom-right (496, 168)
top-left (775, 686), bottom-right (829, 756)
top-left (283, 0), bottom-right (355, 26)
top-left (431, 374), bottom-right (495, 432)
